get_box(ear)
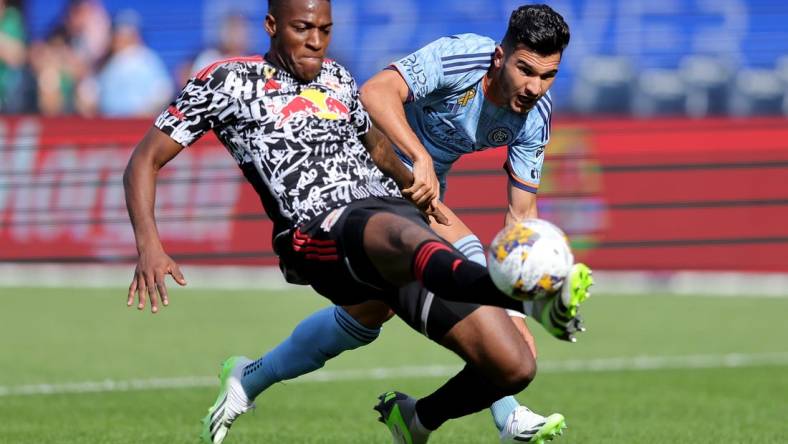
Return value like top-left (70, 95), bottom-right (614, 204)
top-left (264, 13), bottom-right (276, 37)
top-left (492, 45), bottom-right (505, 70)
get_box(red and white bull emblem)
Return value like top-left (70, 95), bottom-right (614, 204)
top-left (275, 88), bottom-right (350, 128)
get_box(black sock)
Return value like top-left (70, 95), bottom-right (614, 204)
top-left (411, 240), bottom-right (520, 311)
top-left (415, 364), bottom-right (511, 431)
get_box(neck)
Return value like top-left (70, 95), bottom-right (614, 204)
top-left (265, 51), bottom-right (286, 70)
top-left (482, 71), bottom-right (504, 107)
top-left (265, 51), bottom-right (302, 82)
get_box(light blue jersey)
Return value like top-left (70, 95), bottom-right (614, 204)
top-left (389, 33), bottom-right (552, 196)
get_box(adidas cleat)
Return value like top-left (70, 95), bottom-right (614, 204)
top-left (200, 356), bottom-right (255, 444)
top-left (500, 406), bottom-right (567, 443)
top-left (374, 391), bottom-right (430, 444)
top-left (524, 263), bottom-right (594, 342)
top-left (562, 262), bottom-right (593, 318)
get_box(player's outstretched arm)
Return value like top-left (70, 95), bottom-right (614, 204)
top-left (505, 180), bottom-right (538, 226)
top-left (360, 70), bottom-right (439, 209)
top-left (123, 127), bottom-right (188, 313)
top-left (361, 125), bottom-right (448, 225)
top-left (361, 124), bottom-right (413, 191)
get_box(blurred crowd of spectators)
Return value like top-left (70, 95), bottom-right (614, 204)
top-left (0, 0), bottom-right (249, 117)
top-left (2, 0), bottom-right (787, 117)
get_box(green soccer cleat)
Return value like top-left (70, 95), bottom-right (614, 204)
top-left (374, 391), bottom-right (430, 444)
top-left (524, 263), bottom-right (594, 342)
top-left (559, 262), bottom-right (593, 319)
top-left (499, 406), bottom-right (567, 443)
top-left (200, 356), bottom-right (255, 444)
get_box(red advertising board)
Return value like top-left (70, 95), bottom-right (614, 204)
top-left (0, 117), bottom-right (269, 264)
top-left (1, 116), bottom-right (787, 271)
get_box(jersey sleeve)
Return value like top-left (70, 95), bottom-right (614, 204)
top-left (348, 75), bottom-right (371, 135)
top-left (154, 65), bottom-right (238, 147)
top-left (390, 33), bottom-right (496, 102)
top-left (505, 95), bottom-right (553, 194)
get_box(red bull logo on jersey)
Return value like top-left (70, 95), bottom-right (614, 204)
top-left (275, 89), bottom-right (350, 128)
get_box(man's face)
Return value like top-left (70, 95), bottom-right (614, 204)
top-left (492, 44), bottom-right (561, 114)
top-left (265, 0), bottom-right (332, 82)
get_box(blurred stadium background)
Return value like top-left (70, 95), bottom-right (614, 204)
top-left (1, 1), bottom-right (787, 443)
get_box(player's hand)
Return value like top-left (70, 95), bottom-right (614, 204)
top-left (402, 157), bottom-right (439, 209)
top-left (128, 248), bottom-right (186, 313)
top-left (425, 202), bottom-right (450, 226)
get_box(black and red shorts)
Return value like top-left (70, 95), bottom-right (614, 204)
top-left (274, 195), bottom-right (480, 341)
top-left (274, 196), bottom-right (430, 305)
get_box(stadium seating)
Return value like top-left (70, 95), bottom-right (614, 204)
top-left (633, 68), bottom-right (687, 117)
top-left (730, 68), bottom-right (784, 116)
top-left (679, 56), bottom-right (731, 117)
top-left (571, 56), bottom-right (634, 114)
top-left (777, 56), bottom-right (788, 115)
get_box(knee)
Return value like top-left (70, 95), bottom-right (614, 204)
top-left (478, 335), bottom-right (537, 393)
top-left (487, 325), bottom-right (538, 393)
top-left (494, 357), bottom-right (537, 394)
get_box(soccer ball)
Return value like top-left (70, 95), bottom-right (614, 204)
top-left (487, 218), bottom-right (574, 301)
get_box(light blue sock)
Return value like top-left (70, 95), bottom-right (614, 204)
top-left (240, 305), bottom-right (380, 399)
top-left (453, 234), bottom-right (522, 432)
top-left (490, 395), bottom-right (521, 430)
top-left (453, 234), bottom-right (487, 266)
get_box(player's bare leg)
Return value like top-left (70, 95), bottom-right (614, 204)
top-left (364, 212), bottom-right (552, 442)
top-left (428, 202), bottom-right (563, 442)
top-left (342, 300), bottom-right (395, 328)
top-left (376, 304), bottom-right (535, 444)
top-left (440, 305), bottom-right (535, 389)
top-left (429, 201), bottom-right (538, 355)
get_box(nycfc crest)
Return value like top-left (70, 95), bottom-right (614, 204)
top-left (488, 127), bottom-right (513, 146)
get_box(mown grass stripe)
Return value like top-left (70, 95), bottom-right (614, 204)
top-left (2, 352), bottom-right (787, 397)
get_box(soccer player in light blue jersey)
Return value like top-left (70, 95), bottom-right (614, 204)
top-left (361, 6), bottom-right (590, 443)
top-left (361, 5), bottom-right (579, 441)
top-left (234, 5), bottom-right (591, 444)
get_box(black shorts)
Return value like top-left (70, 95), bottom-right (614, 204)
top-left (274, 196), bottom-right (430, 305)
top-left (275, 195), bottom-right (480, 341)
top-left (390, 282), bottom-right (480, 341)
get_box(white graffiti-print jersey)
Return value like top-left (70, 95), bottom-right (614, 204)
top-left (155, 55), bottom-right (401, 235)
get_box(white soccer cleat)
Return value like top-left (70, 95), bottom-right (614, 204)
top-left (200, 356), bottom-right (255, 443)
top-left (499, 406), bottom-right (567, 443)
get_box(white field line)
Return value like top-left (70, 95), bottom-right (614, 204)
top-left (2, 265), bottom-right (788, 297)
top-left (2, 352), bottom-right (787, 398)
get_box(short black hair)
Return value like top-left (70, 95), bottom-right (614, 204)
top-left (502, 4), bottom-right (570, 56)
top-left (267, 0), bottom-right (284, 16)
top-left (267, 0), bottom-right (330, 16)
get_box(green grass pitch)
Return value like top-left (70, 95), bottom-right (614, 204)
top-left (1, 286), bottom-right (787, 443)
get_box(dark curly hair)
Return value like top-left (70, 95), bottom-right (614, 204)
top-left (502, 4), bottom-right (570, 56)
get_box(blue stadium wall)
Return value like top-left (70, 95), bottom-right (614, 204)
top-left (24, 0), bottom-right (788, 112)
